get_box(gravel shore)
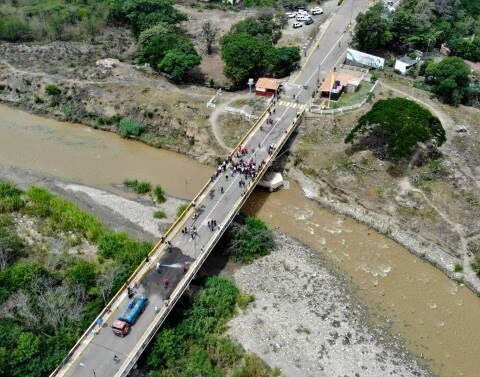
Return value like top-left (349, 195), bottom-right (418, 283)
top-left (228, 233), bottom-right (433, 377)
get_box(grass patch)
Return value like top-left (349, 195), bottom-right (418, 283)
top-left (45, 84), bottom-right (61, 96)
top-left (176, 203), bottom-right (189, 218)
top-left (123, 179), bottom-right (151, 194)
top-left (328, 81), bottom-right (374, 109)
top-left (154, 185), bottom-right (166, 204)
top-left (153, 210), bottom-right (166, 219)
top-left (454, 263), bottom-right (463, 273)
top-left (0, 180), bottom-right (24, 213)
top-left (24, 186), bottom-right (105, 242)
top-left (118, 118), bottom-right (144, 138)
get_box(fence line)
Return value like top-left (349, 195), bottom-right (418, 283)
top-left (309, 80), bottom-right (378, 115)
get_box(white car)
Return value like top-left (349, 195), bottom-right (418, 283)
top-left (292, 21), bottom-right (303, 29)
top-left (286, 12), bottom-right (296, 18)
top-left (311, 7), bottom-right (323, 15)
top-left (296, 14), bottom-right (310, 21)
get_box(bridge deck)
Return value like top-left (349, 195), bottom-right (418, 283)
top-left (51, 2), bottom-right (370, 376)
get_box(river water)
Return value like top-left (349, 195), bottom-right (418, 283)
top-left (1, 104), bottom-right (479, 377)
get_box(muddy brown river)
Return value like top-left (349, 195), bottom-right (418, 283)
top-left (1, 104), bottom-right (479, 377)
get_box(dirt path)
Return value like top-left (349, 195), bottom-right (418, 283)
top-left (379, 80), bottom-right (480, 189)
top-left (209, 91), bottom-right (256, 152)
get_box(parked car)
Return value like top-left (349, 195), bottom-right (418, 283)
top-left (304, 18), bottom-right (314, 25)
top-left (286, 12), bottom-right (296, 18)
top-left (311, 7), bottom-right (323, 15)
top-left (296, 14), bottom-right (309, 21)
top-left (293, 21), bottom-right (303, 29)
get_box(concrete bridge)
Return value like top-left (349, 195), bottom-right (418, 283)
top-left (50, 1), bottom-right (370, 376)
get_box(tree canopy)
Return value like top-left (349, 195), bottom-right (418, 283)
top-left (137, 23), bottom-right (200, 82)
top-left (345, 98), bottom-right (446, 159)
top-left (221, 18), bottom-right (299, 88)
top-left (425, 56), bottom-right (472, 105)
top-left (353, 3), bottom-right (393, 52)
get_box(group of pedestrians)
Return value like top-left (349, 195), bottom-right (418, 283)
top-left (208, 219), bottom-right (218, 231)
top-left (182, 225), bottom-right (198, 240)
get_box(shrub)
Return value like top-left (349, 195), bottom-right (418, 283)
top-left (24, 186), bottom-right (105, 241)
top-left (97, 232), bottom-right (151, 271)
top-left (153, 210), bottom-right (166, 219)
top-left (154, 186), bottom-right (166, 203)
top-left (45, 84), bottom-right (61, 96)
top-left (0, 180), bottom-right (24, 213)
top-left (229, 216), bottom-right (275, 263)
top-left (176, 204), bottom-right (188, 218)
top-left (119, 118), bottom-right (144, 138)
top-left (0, 17), bottom-right (31, 42)
top-left (123, 179), bottom-right (151, 193)
top-left (66, 260), bottom-right (97, 289)
top-left (472, 259), bottom-right (480, 277)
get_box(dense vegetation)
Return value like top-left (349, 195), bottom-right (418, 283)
top-left (228, 216), bottom-right (275, 263)
top-left (424, 56), bottom-right (473, 105)
top-left (0, 180), bottom-right (151, 376)
top-left (0, 0), bottom-right (200, 82)
top-left (221, 12), bottom-right (300, 88)
top-left (354, 0), bottom-right (480, 60)
top-left (144, 276), bottom-right (278, 376)
top-left (345, 98), bottom-right (446, 160)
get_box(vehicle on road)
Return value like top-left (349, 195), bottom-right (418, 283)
top-left (311, 7), bottom-right (323, 15)
top-left (292, 21), bottom-right (303, 29)
top-left (304, 18), bottom-right (314, 25)
top-left (112, 294), bottom-right (148, 337)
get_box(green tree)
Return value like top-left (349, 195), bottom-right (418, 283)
top-left (158, 46), bottom-right (201, 82)
top-left (353, 4), bottom-right (393, 52)
top-left (221, 32), bottom-right (276, 88)
top-left (345, 98), bottom-right (446, 159)
top-left (138, 26), bottom-right (200, 81)
top-left (425, 56), bottom-right (471, 105)
top-left (147, 328), bottom-right (185, 368)
top-left (274, 46), bottom-right (300, 78)
top-left (120, 0), bottom-right (186, 36)
top-left (12, 333), bottom-right (41, 366)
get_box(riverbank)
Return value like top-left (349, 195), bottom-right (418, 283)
top-left (290, 167), bottom-right (480, 295)
top-left (0, 169), bottom-right (432, 376)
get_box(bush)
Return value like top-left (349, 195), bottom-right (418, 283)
top-left (97, 232), bottom-right (151, 271)
top-left (45, 84), bottom-right (61, 96)
top-left (0, 221), bottom-right (24, 270)
top-left (153, 210), bottom-right (166, 219)
top-left (123, 179), bottom-right (151, 193)
top-left (154, 185), bottom-right (166, 203)
top-left (0, 180), bottom-right (24, 213)
top-left (230, 217), bottom-right (275, 263)
top-left (472, 259), bottom-right (480, 277)
top-left (66, 260), bottom-right (97, 289)
top-left (176, 204), bottom-right (188, 218)
top-left (454, 264), bottom-right (463, 273)
top-left (0, 17), bottom-right (31, 42)
top-left (118, 118), bottom-right (144, 137)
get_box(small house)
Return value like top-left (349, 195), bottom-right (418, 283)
top-left (394, 55), bottom-right (420, 75)
top-left (255, 77), bottom-right (279, 97)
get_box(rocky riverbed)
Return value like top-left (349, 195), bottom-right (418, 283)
top-left (228, 233), bottom-right (432, 377)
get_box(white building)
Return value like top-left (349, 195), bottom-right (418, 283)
top-left (394, 55), bottom-right (420, 75)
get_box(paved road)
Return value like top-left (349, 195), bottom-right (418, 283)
top-left (55, 1), bottom-right (371, 376)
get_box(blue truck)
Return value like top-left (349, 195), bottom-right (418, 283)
top-left (112, 294), bottom-right (148, 337)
